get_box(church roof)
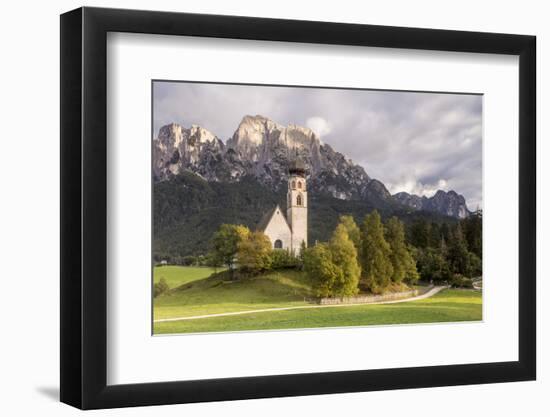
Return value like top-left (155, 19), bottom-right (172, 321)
top-left (288, 158), bottom-right (307, 175)
top-left (257, 204), bottom-right (291, 232)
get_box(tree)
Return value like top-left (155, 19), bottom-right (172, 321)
top-left (237, 231), bottom-right (272, 274)
top-left (303, 222), bottom-right (361, 298)
top-left (440, 222), bottom-right (451, 243)
top-left (428, 222), bottom-right (441, 248)
top-left (409, 219), bottom-right (430, 249)
top-left (338, 215), bottom-right (361, 251)
top-left (462, 209), bottom-right (482, 259)
top-left (468, 252), bottom-right (482, 277)
top-left (328, 223), bottom-right (361, 296)
top-left (360, 210), bottom-right (393, 291)
top-left (416, 248), bottom-right (451, 282)
top-left (446, 224), bottom-right (471, 276)
top-left (210, 224), bottom-right (250, 270)
top-left (303, 243), bottom-right (342, 298)
top-left (404, 244), bottom-right (421, 284)
top-left (385, 217), bottom-right (418, 284)
top-left (153, 277), bottom-right (169, 298)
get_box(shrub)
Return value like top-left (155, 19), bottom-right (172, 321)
top-left (182, 255), bottom-right (197, 266)
top-left (271, 249), bottom-right (299, 269)
top-left (154, 277), bottom-right (170, 298)
top-left (449, 274), bottom-right (474, 288)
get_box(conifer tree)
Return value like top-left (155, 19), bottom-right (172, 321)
top-left (447, 223), bottom-right (471, 276)
top-left (410, 219), bottom-right (430, 248)
top-left (385, 217), bottom-right (418, 284)
top-left (428, 222), bottom-right (441, 248)
top-left (462, 209), bottom-right (482, 259)
top-left (338, 215), bottom-right (361, 251)
top-left (329, 223), bottom-right (361, 296)
top-left (360, 210), bottom-right (393, 291)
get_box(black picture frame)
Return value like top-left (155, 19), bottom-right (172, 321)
top-left (60, 6), bottom-right (536, 410)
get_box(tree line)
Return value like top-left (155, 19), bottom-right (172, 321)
top-left (303, 212), bottom-right (418, 297)
top-left (189, 209), bottom-right (482, 298)
top-left (406, 211), bottom-right (482, 287)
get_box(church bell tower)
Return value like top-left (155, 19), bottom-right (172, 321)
top-left (287, 157), bottom-right (308, 254)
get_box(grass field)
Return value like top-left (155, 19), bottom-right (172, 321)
top-left (153, 266), bottom-right (482, 334)
top-left (153, 267), bottom-right (310, 320)
top-left (154, 265), bottom-right (224, 288)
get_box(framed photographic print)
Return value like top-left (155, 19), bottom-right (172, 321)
top-left (60, 6), bottom-right (536, 409)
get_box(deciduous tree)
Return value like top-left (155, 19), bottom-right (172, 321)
top-left (237, 231), bottom-right (273, 274)
top-left (210, 224), bottom-right (250, 270)
top-left (303, 243), bottom-right (342, 298)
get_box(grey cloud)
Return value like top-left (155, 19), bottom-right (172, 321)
top-left (153, 81), bottom-right (482, 209)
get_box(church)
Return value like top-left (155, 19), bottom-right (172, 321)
top-left (257, 159), bottom-right (308, 255)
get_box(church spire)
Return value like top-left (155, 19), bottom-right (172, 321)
top-left (288, 149), bottom-right (307, 176)
top-left (287, 152), bottom-right (308, 253)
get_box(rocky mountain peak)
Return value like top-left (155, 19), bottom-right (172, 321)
top-left (394, 189), bottom-right (470, 219)
top-left (153, 116), bottom-right (471, 218)
top-left (188, 124), bottom-right (218, 144)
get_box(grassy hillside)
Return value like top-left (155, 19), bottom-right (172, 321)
top-left (152, 266), bottom-right (482, 334)
top-left (153, 268), bottom-right (312, 320)
top-left (154, 265), bottom-right (223, 288)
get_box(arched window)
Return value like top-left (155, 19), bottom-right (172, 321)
top-left (274, 239), bottom-right (283, 249)
top-left (297, 181), bottom-right (302, 189)
top-left (291, 180), bottom-right (296, 189)
top-left (296, 194), bottom-right (302, 206)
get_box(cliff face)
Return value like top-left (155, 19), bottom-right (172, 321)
top-left (154, 115), bottom-right (372, 200)
top-left (153, 115), bottom-right (470, 218)
top-left (394, 190), bottom-right (470, 219)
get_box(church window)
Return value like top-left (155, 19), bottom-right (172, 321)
top-left (297, 181), bottom-right (302, 189)
top-left (274, 239), bottom-right (283, 249)
top-left (291, 180), bottom-right (296, 189)
top-left (296, 194), bottom-right (302, 206)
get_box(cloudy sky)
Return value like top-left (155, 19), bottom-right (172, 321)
top-left (153, 81), bottom-right (482, 209)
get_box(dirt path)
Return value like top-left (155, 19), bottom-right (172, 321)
top-left (154, 286), bottom-right (447, 323)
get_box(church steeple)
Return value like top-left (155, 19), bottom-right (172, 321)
top-left (287, 153), bottom-right (308, 254)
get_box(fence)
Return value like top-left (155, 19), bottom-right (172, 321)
top-left (314, 286), bottom-right (432, 305)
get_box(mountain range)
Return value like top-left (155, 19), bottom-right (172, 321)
top-left (152, 115), bottom-right (471, 258)
top-left (153, 115), bottom-right (470, 217)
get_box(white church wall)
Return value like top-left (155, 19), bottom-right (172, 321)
top-left (262, 207), bottom-right (292, 250)
top-left (289, 207), bottom-right (307, 252)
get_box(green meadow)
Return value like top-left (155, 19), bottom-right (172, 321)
top-left (153, 266), bottom-right (482, 334)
